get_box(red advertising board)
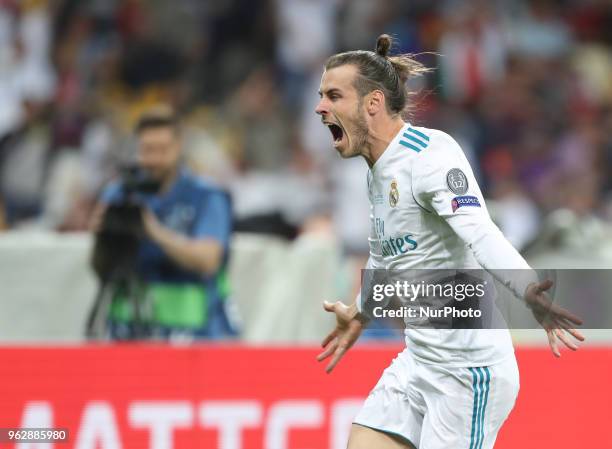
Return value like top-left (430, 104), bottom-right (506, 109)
top-left (0, 345), bottom-right (609, 449)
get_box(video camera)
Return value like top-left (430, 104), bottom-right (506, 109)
top-left (91, 165), bottom-right (162, 281)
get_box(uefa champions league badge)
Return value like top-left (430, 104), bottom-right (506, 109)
top-left (446, 168), bottom-right (468, 195)
top-left (389, 179), bottom-right (399, 207)
top-left (452, 195), bottom-right (481, 212)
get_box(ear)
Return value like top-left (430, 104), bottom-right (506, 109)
top-left (366, 90), bottom-right (385, 115)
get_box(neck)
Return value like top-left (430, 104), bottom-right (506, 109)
top-left (361, 116), bottom-right (405, 168)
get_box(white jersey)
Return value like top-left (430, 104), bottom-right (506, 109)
top-left (361, 122), bottom-right (536, 367)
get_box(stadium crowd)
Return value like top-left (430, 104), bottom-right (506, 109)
top-left (0, 0), bottom-right (611, 255)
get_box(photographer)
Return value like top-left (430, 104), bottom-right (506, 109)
top-left (90, 108), bottom-right (235, 340)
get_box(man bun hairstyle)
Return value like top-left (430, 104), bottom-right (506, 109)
top-left (375, 34), bottom-right (392, 57)
top-left (325, 34), bottom-right (430, 116)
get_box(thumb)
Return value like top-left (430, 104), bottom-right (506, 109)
top-left (323, 301), bottom-right (337, 312)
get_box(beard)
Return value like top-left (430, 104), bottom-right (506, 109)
top-left (342, 101), bottom-right (370, 158)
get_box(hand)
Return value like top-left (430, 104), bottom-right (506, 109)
top-left (89, 204), bottom-right (107, 233)
top-left (525, 280), bottom-right (585, 357)
top-left (317, 301), bottom-right (364, 373)
top-left (141, 208), bottom-right (164, 241)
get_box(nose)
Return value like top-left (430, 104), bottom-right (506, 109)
top-left (137, 151), bottom-right (154, 170)
top-left (315, 98), bottom-right (328, 116)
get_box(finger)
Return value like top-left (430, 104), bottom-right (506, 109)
top-left (540, 302), bottom-right (581, 328)
top-left (555, 329), bottom-right (578, 351)
top-left (558, 310), bottom-right (583, 326)
top-left (547, 329), bottom-right (560, 357)
top-left (326, 345), bottom-right (347, 374)
top-left (547, 318), bottom-right (585, 343)
top-left (548, 303), bottom-right (583, 326)
top-left (556, 316), bottom-right (577, 329)
top-left (317, 342), bottom-right (338, 362)
top-left (564, 327), bottom-right (585, 342)
top-left (536, 279), bottom-right (554, 293)
top-left (321, 329), bottom-right (338, 348)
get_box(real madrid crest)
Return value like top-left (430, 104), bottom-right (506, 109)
top-left (389, 179), bottom-right (399, 207)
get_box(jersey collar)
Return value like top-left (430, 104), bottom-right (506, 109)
top-left (370, 122), bottom-right (410, 174)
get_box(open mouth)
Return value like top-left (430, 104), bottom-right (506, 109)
top-left (327, 123), bottom-right (344, 145)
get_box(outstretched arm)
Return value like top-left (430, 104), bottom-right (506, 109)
top-left (412, 132), bottom-right (584, 355)
top-left (447, 213), bottom-right (585, 356)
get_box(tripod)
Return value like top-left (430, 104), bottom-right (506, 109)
top-left (86, 270), bottom-right (151, 340)
top-left (87, 204), bottom-right (151, 340)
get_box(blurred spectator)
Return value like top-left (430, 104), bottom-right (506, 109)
top-left (0, 99), bottom-right (51, 225)
top-left (438, 1), bottom-right (507, 103)
top-left (0, 0), bottom-right (55, 137)
top-left (276, 0), bottom-right (337, 107)
top-left (506, 0), bottom-right (573, 59)
top-left (0, 0), bottom-right (55, 226)
top-left (91, 107), bottom-right (235, 340)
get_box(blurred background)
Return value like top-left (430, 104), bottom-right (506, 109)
top-left (1, 0), bottom-right (611, 342)
top-left (2, 0), bottom-right (612, 236)
top-left (0, 1), bottom-right (610, 447)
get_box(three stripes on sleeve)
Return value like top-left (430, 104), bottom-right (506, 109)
top-left (399, 127), bottom-right (430, 153)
